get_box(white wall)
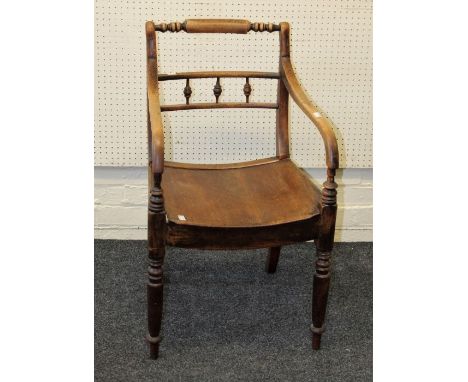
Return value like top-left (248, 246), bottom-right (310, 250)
top-left (94, 167), bottom-right (372, 241)
top-left (95, 0), bottom-right (372, 168)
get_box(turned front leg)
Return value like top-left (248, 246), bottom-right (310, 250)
top-left (147, 185), bottom-right (166, 359)
top-left (311, 168), bottom-right (337, 350)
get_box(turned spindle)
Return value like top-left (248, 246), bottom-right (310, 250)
top-left (243, 78), bottom-right (252, 103)
top-left (250, 22), bottom-right (280, 32)
top-left (155, 21), bottom-right (185, 33)
top-left (213, 77), bottom-right (222, 103)
top-left (183, 79), bottom-right (192, 105)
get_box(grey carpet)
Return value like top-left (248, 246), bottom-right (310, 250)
top-left (95, 241), bottom-right (372, 381)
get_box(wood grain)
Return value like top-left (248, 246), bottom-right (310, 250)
top-left (161, 159), bottom-right (321, 228)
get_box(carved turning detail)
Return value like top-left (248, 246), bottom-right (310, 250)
top-left (149, 186), bottom-right (164, 214)
top-left (153, 20), bottom-right (280, 33)
top-left (315, 250), bottom-right (331, 279)
top-left (213, 77), bottom-right (222, 103)
top-left (321, 169), bottom-right (337, 207)
top-left (250, 22), bottom-right (280, 32)
top-left (183, 79), bottom-right (192, 105)
top-left (243, 78), bottom-right (252, 103)
top-left (148, 255), bottom-right (164, 287)
top-left (155, 21), bottom-right (186, 32)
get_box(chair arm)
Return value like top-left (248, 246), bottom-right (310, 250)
top-left (280, 57), bottom-right (339, 169)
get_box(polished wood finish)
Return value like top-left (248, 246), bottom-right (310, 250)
top-left (160, 102), bottom-right (278, 112)
top-left (162, 159), bottom-right (321, 229)
top-left (145, 19), bottom-right (340, 359)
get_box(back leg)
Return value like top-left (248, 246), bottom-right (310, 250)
top-left (265, 246), bottom-right (281, 273)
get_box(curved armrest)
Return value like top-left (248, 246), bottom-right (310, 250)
top-left (280, 57), bottom-right (339, 169)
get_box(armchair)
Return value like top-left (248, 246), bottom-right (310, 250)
top-left (145, 19), bottom-right (339, 359)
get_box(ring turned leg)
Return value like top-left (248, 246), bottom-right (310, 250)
top-left (266, 246), bottom-right (281, 273)
top-left (147, 245), bottom-right (165, 358)
top-left (311, 168), bottom-right (337, 350)
top-left (147, 184), bottom-right (166, 359)
top-left (311, 244), bottom-right (332, 350)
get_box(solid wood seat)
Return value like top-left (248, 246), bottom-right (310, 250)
top-left (161, 158), bottom-right (322, 249)
top-left (162, 158), bottom-right (321, 228)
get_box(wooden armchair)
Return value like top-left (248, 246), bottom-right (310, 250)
top-left (145, 19), bottom-right (339, 359)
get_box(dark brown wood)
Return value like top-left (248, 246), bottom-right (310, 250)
top-left (145, 19), bottom-right (340, 359)
top-left (213, 77), bottom-right (222, 103)
top-left (160, 102), bottom-right (277, 112)
top-left (243, 78), bottom-right (252, 102)
top-left (266, 246), bottom-right (281, 273)
top-left (166, 217), bottom-right (319, 250)
top-left (147, 175), bottom-right (167, 360)
top-left (183, 79), bottom-right (192, 104)
top-left (158, 71), bottom-right (280, 81)
top-left (311, 168), bottom-right (337, 350)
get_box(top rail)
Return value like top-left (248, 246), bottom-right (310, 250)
top-left (152, 19), bottom-right (280, 34)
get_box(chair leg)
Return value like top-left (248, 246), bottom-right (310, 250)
top-left (147, 185), bottom-right (166, 359)
top-left (311, 242), bottom-right (332, 350)
top-left (311, 168), bottom-right (337, 350)
top-left (265, 246), bottom-right (281, 273)
top-left (147, 245), bottom-right (165, 359)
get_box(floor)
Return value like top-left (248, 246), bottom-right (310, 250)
top-left (95, 240), bottom-right (372, 381)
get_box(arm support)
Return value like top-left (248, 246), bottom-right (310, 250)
top-left (147, 61), bottom-right (165, 174)
top-left (280, 57), bottom-right (339, 169)
top-left (146, 21), bottom-right (164, 175)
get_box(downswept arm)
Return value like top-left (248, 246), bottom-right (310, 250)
top-left (280, 57), bottom-right (339, 169)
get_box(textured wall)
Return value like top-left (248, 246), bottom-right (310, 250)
top-left (95, 0), bottom-right (372, 168)
top-left (94, 167), bottom-right (372, 241)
